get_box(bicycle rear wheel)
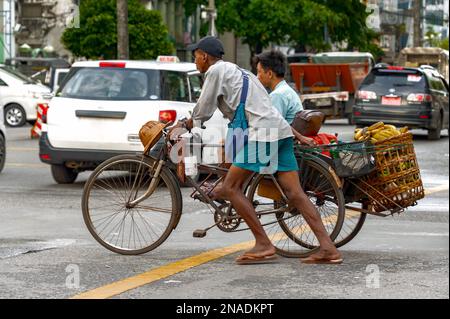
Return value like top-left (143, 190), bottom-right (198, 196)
top-left (246, 158), bottom-right (345, 258)
top-left (333, 203), bottom-right (368, 248)
top-left (82, 154), bottom-right (182, 255)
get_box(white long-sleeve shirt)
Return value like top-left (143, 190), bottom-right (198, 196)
top-left (191, 60), bottom-right (293, 142)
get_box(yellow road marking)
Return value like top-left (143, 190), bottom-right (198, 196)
top-left (5, 163), bottom-right (47, 168)
top-left (72, 214), bottom-right (340, 299)
top-left (71, 240), bottom-right (255, 299)
top-left (72, 182), bottom-right (448, 299)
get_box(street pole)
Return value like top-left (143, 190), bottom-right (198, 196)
top-left (117, 0), bottom-right (129, 59)
top-left (207, 0), bottom-right (217, 37)
top-left (413, 0), bottom-right (422, 47)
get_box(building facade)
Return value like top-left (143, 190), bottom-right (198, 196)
top-left (366, 0), bottom-right (449, 63)
top-left (0, 0), bottom-right (15, 63)
top-left (2, 0), bottom-right (251, 68)
top-left (144, 0), bottom-right (251, 68)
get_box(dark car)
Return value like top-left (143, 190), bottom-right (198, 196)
top-left (352, 65), bottom-right (449, 139)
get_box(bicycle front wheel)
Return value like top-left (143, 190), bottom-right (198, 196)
top-left (82, 154), bottom-right (182, 255)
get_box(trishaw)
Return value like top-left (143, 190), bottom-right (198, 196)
top-left (81, 122), bottom-right (424, 258)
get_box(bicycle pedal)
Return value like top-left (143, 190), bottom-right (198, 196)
top-left (193, 229), bottom-right (207, 238)
top-left (192, 193), bottom-right (208, 204)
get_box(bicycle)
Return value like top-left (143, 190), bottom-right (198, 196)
top-left (81, 126), bottom-right (346, 258)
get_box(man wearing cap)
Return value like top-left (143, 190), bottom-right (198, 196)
top-left (171, 36), bottom-right (342, 265)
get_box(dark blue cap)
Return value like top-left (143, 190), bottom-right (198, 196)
top-left (187, 36), bottom-right (224, 58)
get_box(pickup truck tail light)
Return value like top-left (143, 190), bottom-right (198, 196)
top-left (159, 110), bottom-right (177, 124)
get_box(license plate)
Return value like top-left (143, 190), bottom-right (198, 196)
top-left (381, 96), bottom-right (401, 105)
top-left (315, 98), bottom-right (332, 107)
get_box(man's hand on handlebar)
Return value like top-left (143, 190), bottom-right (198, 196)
top-left (168, 120), bottom-right (188, 141)
top-left (296, 135), bottom-right (316, 147)
top-left (291, 127), bottom-right (316, 147)
top-left (168, 118), bottom-right (198, 141)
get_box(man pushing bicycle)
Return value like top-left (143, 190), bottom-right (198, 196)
top-left (170, 36), bottom-right (342, 265)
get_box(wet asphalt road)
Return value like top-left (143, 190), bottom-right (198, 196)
top-left (0, 121), bottom-right (448, 299)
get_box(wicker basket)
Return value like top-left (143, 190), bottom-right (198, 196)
top-left (360, 132), bottom-right (424, 213)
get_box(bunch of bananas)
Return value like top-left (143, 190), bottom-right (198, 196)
top-left (354, 122), bottom-right (409, 144)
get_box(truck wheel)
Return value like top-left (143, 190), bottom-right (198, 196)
top-left (0, 134), bottom-right (5, 173)
top-left (428, 115), bottom-right (442, 140)
top-left (51, 164), bottom-right (78, 184)
top-left (4, 104), bottom-right (27, 127)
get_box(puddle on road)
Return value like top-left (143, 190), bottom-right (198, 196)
top-left (0, 238), bottom-right (76, 259)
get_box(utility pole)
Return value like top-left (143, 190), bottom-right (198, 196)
top-left (413, 0), bottom-right (423, 47)
top-left (207, 0), bottom-right (217, 36)
top-left (117, 0), bottom-right (129, 59)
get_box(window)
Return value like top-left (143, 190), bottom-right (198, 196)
top-left (361, 71), bottom-right (427, 94)
top-left (163, 71), bottom-right (190, 102)
top-left (56, 71), bottom-right (69, 87)
top-left (0, 66), bottom-right (35, 84)
top-left (428, 76), bottom-right (447, 93)
top-left (0, 78), bottom-right (7, 86)
top-left (189, 74), bottom-right (203, 102)
top-left (60, 68), bottom-right (159, 100)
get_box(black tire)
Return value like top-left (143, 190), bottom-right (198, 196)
top-left (51, 164), bottom-right (78, 184)
top-left (82, 154), bottom-right (182, 255)
top-left (0, 134), bottom-right (5, 173)
top-left (295, 159), bottom-right (346, 249)
top-left (4, 104), bottom-right (27, 127)
top-left (428, 115), bottom-right (442, 140)
top-left (333, 205), bottom-right (367, 248)
top-left (246, 159), bottom-right (345, 258)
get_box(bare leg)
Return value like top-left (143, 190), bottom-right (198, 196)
top-left (277, 170), bottom-right (342, 262)
top-left (216, 165), bottom-right (276, 257)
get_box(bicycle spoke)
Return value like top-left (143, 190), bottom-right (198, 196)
top-left (132, 205), bottom-right (173, 214)
top-left (83, 157), bottom-right (177, 254)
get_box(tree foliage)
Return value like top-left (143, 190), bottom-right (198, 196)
top-left (182, 0), bottom-right (207, 17)
top-left (216, 0), bottom-right (296, 55)
top-left (215, 0), bottom-right (381, 59)
top-left (62, 0), bottom-right (174, 59)
top-left (439, 38), bottom-right (449, 50)
top-left (425, 26), bottom-right (442, 47)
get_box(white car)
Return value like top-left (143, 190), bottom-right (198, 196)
top-left (0, 106), bottom-right (6, 173)
top-left (39, 59), bottom-right (227, 184)
top-left (0, 66), bottom-right (51, 127)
